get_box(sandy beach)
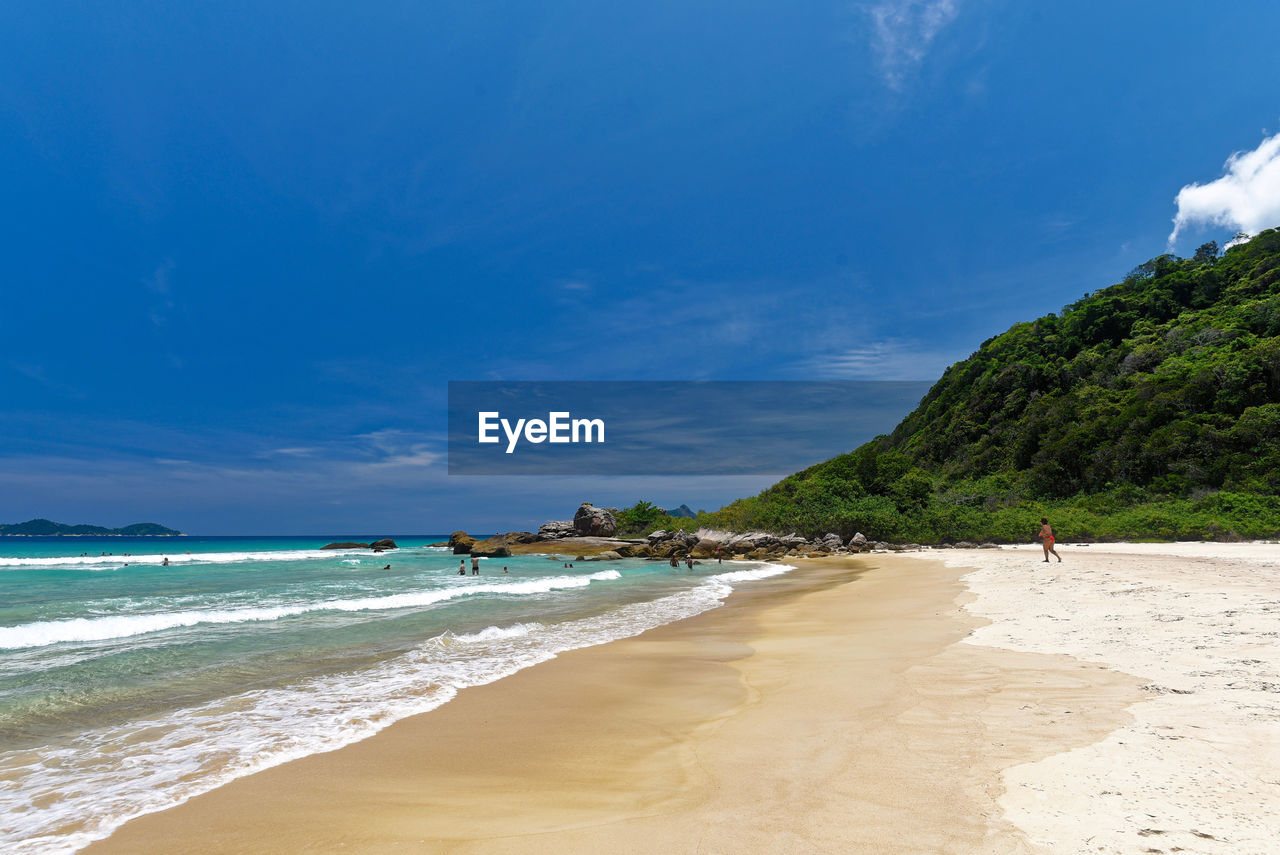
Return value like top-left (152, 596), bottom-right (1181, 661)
top-left (82, 544), bottom-right (1280, 855)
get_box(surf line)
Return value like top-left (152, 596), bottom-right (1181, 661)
top-left (477, 411), bottom-right (605, 454)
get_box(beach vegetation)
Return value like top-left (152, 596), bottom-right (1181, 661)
top-left (702, 229), bottom-right (1280, 542)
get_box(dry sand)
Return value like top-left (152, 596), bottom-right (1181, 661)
top-left (906, 542), bottom-right (1280, 854)
top-left (83, 544), bottom-right (1279, 854)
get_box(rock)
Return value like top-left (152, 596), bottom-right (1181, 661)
top-left (573, 503), bottom-right (617, 537)
top-left (369, 539), bottom-right (397, 550)
top-left (671, 530), bottom-right (698, 547)
top-left (646, 530), bottom-right (669, 544)
top-left (615, 544), bottom-right (652, 558)
top-left (449, 531), bottom-right (477, 555)
top-left (583, 550), bottom-right (622, 561)
top-left (321, 542), bottom-right (369, 550)
top-left (725, 532), bottom-right (778, 553)
top-left (469, 531), bottom-right (536, 557)
top-left (954, 541), bottom-right (976, 549)
top-left (849, 532), bottom-right (867, 547)
top-left (424, 541), bottom-right (449, 548)
top-left (690, 538), bottom-right (721, 559)
top-left (538, 520), bottom-right (576, 540)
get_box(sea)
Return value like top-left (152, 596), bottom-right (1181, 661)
top-left (0, 535), bottom-right (791, 854)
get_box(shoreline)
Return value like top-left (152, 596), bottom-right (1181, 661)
top-left (83, 553), bottom-right (1148, 854)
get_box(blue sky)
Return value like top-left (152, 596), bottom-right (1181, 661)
top-left (2, 1), bottom-right (1279, 534)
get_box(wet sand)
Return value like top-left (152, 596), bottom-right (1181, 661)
top-left (85, 552), bottom-right (1152, 854)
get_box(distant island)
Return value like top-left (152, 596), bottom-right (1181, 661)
top-left (0, 518), bottom-right (184, 536)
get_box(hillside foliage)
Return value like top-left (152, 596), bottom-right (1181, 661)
top-left (702, 229), bottom-right (1280, 542)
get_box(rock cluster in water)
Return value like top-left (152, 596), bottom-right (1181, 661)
top-left (438, 502), bottom-right (1002, 562)
top-left (320, 539), bottom-right (398, 552)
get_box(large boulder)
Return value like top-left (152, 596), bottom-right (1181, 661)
top-left (573, 503), bottom-right (617, 537)
top-left (652, 540), bottom-right (685, 558)
top-left (615, 543), bottom-right (652, 558)
top-left (849, 532), bottom-right (867, 547)
top-left (690, 538), bottom-right (721, 559)
top-left (583, 550), bottom-right (622, 561)
top-left (538, 520), bottom-right (577, 540)
top-left (469, 531), bottom-right (536, 557)
top-left (321, 542), bottom-right (370, 550)
top-left (671, 529), bottom-right (698, 547)
top-left (370, 539), bottom-right (398, 551)
top-left (449, 531), bottom-right (477, 555)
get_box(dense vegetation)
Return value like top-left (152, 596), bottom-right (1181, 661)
top-left (698, 230), bottom-right (1280, 542)
top-left (0, 518), bottom-right (183, 536)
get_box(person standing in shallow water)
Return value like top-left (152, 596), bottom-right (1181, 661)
top-left (1038, 517), bottom-right (1062, 563)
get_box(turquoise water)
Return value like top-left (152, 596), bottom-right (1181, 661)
top-left (0, 535), bottom-right (790, 854)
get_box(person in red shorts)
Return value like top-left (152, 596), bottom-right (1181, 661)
top-left (1038, 517), bottom-right (1062, 562)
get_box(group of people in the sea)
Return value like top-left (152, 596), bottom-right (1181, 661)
top-left (458, 557), bottom-right (510, 575)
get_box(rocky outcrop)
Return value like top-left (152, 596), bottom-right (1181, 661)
top-left (690, 538), bottom-right (726, 559)
top-left (538, 520), bottom-right (576, 541)
top-left (321, 539), bottom-right (398, 551)
top-left (573, 503), bottom-right (617, 537)
top-left (470, 531), bottom-right (537, 558)
top-left (582, 550), bottom-right (622, 561)
top-left (449, 531), bottom-right (477, 555)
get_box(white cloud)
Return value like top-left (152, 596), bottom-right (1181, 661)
top-left (1169, 132), bottom-right (1280, 248)
top-left (798, 338), bottom-right (959, 381)
top-left (867, 0), bottom-right (960, 90)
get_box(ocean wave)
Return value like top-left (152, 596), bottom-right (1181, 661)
top-left (0, 549), bottom-right (368, 569)
top-left (426, 622), bottom-right (545, 647)
top-left (0, 562), bottom-right (792, 854)
top-left (0, 570), bottom-right (623, 650)
top-left (710, 562), bottom-right (794, 584)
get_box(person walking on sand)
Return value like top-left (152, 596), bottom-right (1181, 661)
top-left (1038, 518), bottom-right (1062, 563)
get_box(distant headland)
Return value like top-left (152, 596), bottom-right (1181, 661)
top-left (0, 518), bottom-right (184, 536)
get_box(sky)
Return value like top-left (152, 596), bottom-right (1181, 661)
top-left (2, 1), bottom-right (1280, 534)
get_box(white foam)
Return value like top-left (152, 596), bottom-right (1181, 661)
top-left (711, 562), bottom-right (794, 584)
top-left (0, 563), bottom-right (792, 854)
top-left (0, 549), bottom-right (365, 569)
top-left (0, 570), bottom-right (625, 650)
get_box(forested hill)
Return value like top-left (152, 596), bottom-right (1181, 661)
top-left (708, 229), bottom-right (1280, 542)
top-left (0, 519), bottom-right (183, 536)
